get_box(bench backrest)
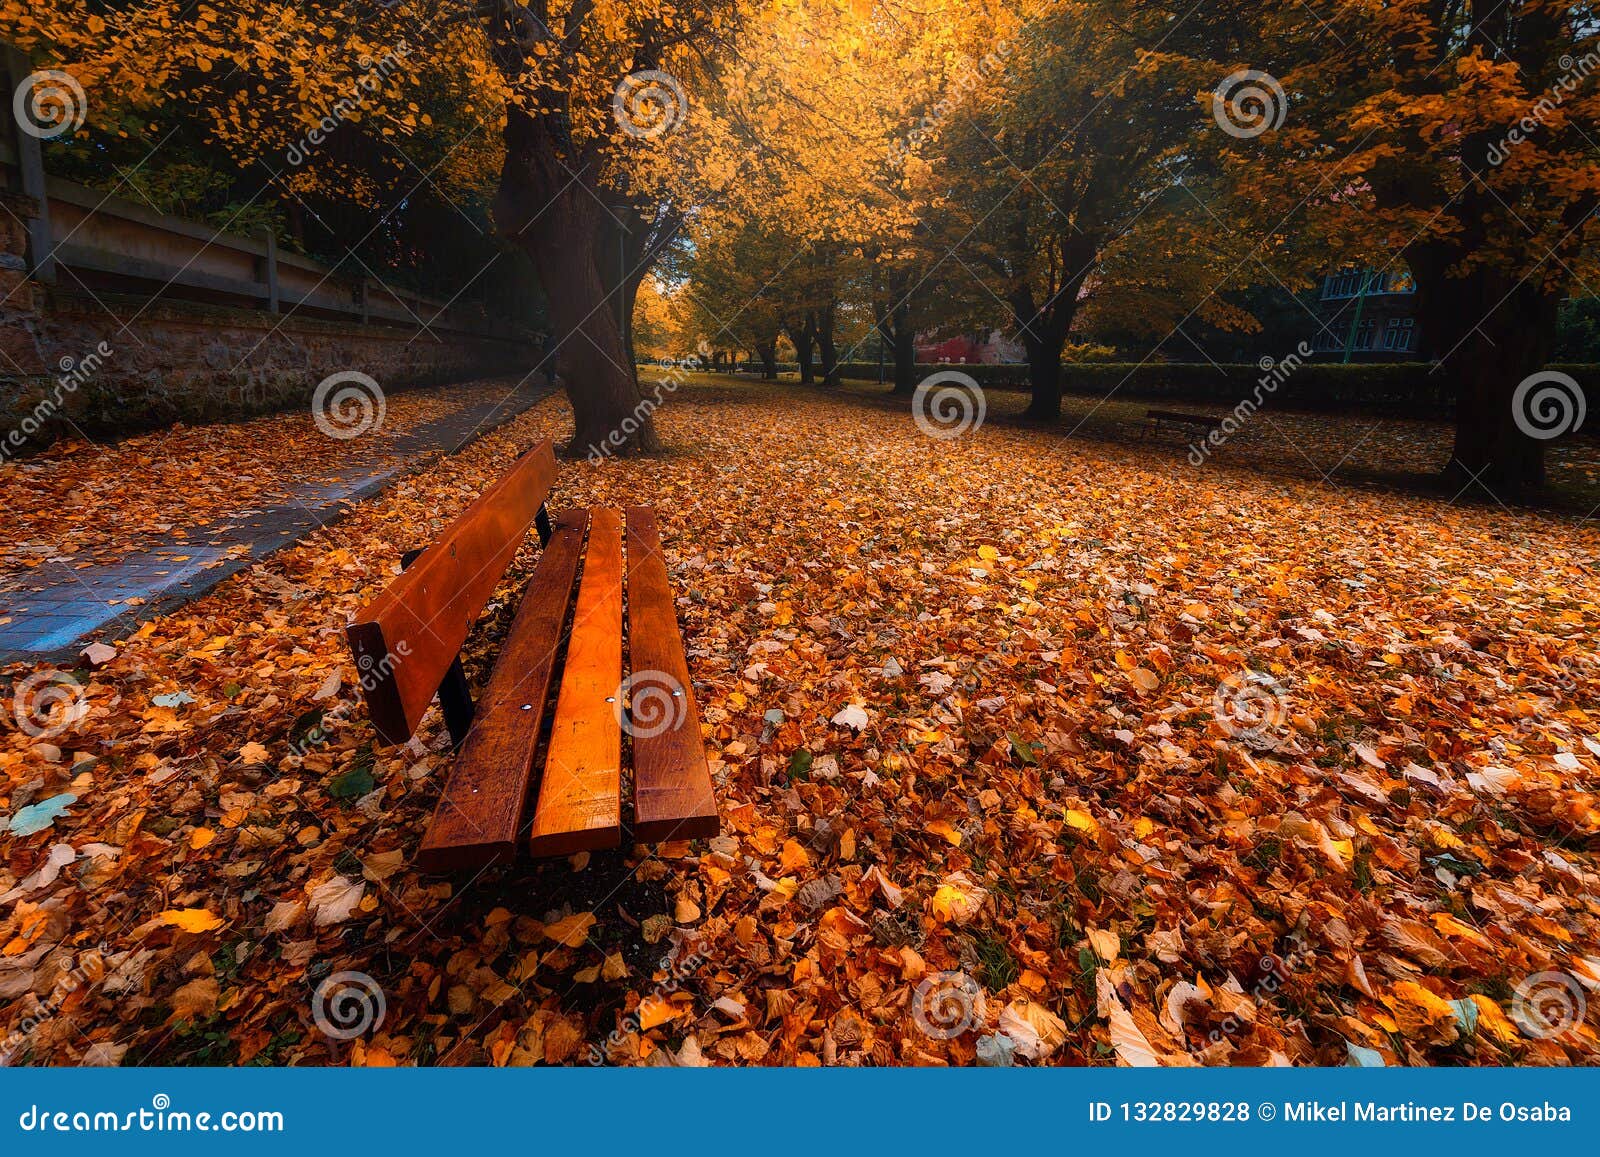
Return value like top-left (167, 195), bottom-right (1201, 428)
top-left (348, 440), bottom-right (558, 744)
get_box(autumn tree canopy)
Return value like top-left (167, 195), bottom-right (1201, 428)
top-left (4, 0), bottom-right (1595, 484)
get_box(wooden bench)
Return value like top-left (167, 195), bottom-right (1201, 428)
top-left (1141, 408), bottom-right (1217, 440)
top-left (345, 439), bottom-right (719, 872)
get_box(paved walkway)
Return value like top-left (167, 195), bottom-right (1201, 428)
top-left (0, 382), bottom-right (551, 664)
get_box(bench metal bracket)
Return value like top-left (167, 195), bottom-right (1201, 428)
top-left (534, 504), bottom-right (553, 547)
top-left (400, 547), bottom-right (476, 751)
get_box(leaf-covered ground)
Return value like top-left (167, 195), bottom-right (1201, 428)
top-left (0, 380), bottom-right (533, 584)
top-left (2, 373), bottom-right (1598, 1067)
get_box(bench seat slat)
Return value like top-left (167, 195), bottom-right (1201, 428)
top-left (527, 507), bottom-right (625, 856)
top-left (625, 507), bottom-right (720, 844)
top-left (349, 441), bottom-right (558, 744)
top-left (414, 509), bottom-right (589, 873)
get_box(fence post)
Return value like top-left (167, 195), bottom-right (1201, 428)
top-left (3, 44), bottom-right (56, 284)
top-left (260, 226), bottom-right (279, 313)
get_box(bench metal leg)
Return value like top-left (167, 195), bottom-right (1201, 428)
top-left (401, 547), bottom-right (476, 750)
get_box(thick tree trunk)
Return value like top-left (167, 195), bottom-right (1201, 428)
top-left (816, 305), bottom-right (840, 386)
top-left (1411, 254), bottom-right (1561, 494)
top-left (788, 321), bottom-right (816, 385)
top-left (886, 299), bottom-right (916, 395)
top-left (756, 341), bottom-right (778, 379)
top-left (1024, 336), bottom-right (1064, 421)
top-left (1442, 299), bottom-right (1560, 494)
top-left (494, 113), bottom-right (658, 456)
top-left (1010, 282), bottom-right (1077, 422)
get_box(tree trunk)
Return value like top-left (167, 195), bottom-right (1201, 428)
top-left (1024, 336), bottom-right (1064, 421)
top-left (1410, 253), bottom-right (1562, 494)
top-left (494, 112), bottom-right (658, 456)
top-left (886, 299), bottom-right (916, 395)
top-left (756, 340), bottom-right (778, 379)
top-left (1009, 279), bottom-right (1077, 422)
top-left (788, 321), bottom-right (816, 385)
top-left (1441, 290), bottom-right (1561, 494)
top-left (816, 304), bottom-right (840, 386)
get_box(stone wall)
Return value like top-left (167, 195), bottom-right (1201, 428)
top-left (0, 191), bottom-right (540, 452)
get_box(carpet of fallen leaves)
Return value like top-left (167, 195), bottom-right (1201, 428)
top-left (3, 373), bottom-right (1599, 1068)
top-left (0, 380), bottom-right (526, 584)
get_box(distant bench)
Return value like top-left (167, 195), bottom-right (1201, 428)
top-left (346, 439), bottom-right (719, 872)
top-left (1141, 408), bottom-right (1217, 440)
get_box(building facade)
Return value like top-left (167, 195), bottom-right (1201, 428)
top-left (1308, 267), bottom-right (1423, 361)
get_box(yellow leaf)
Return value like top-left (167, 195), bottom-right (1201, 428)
top-left (1087, 927), bottom-right (1120, 962)
top-left (1430, 913), bottom-right (1492, 949)
top-left (778, 839), bottom-right (811, 873)
top-left (159, 908), bottom-right (224, 934)
top-left (1469, 995), bottom-right (1519, 1044)
top-left (189, 828), bottom-right (216, 850)
top-left (1065, 808), bottom-right (1099, 835)
top-left (638, 994), bottom-right (678, 1030)
top-left (544, 912), bottom-right (596, 948)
